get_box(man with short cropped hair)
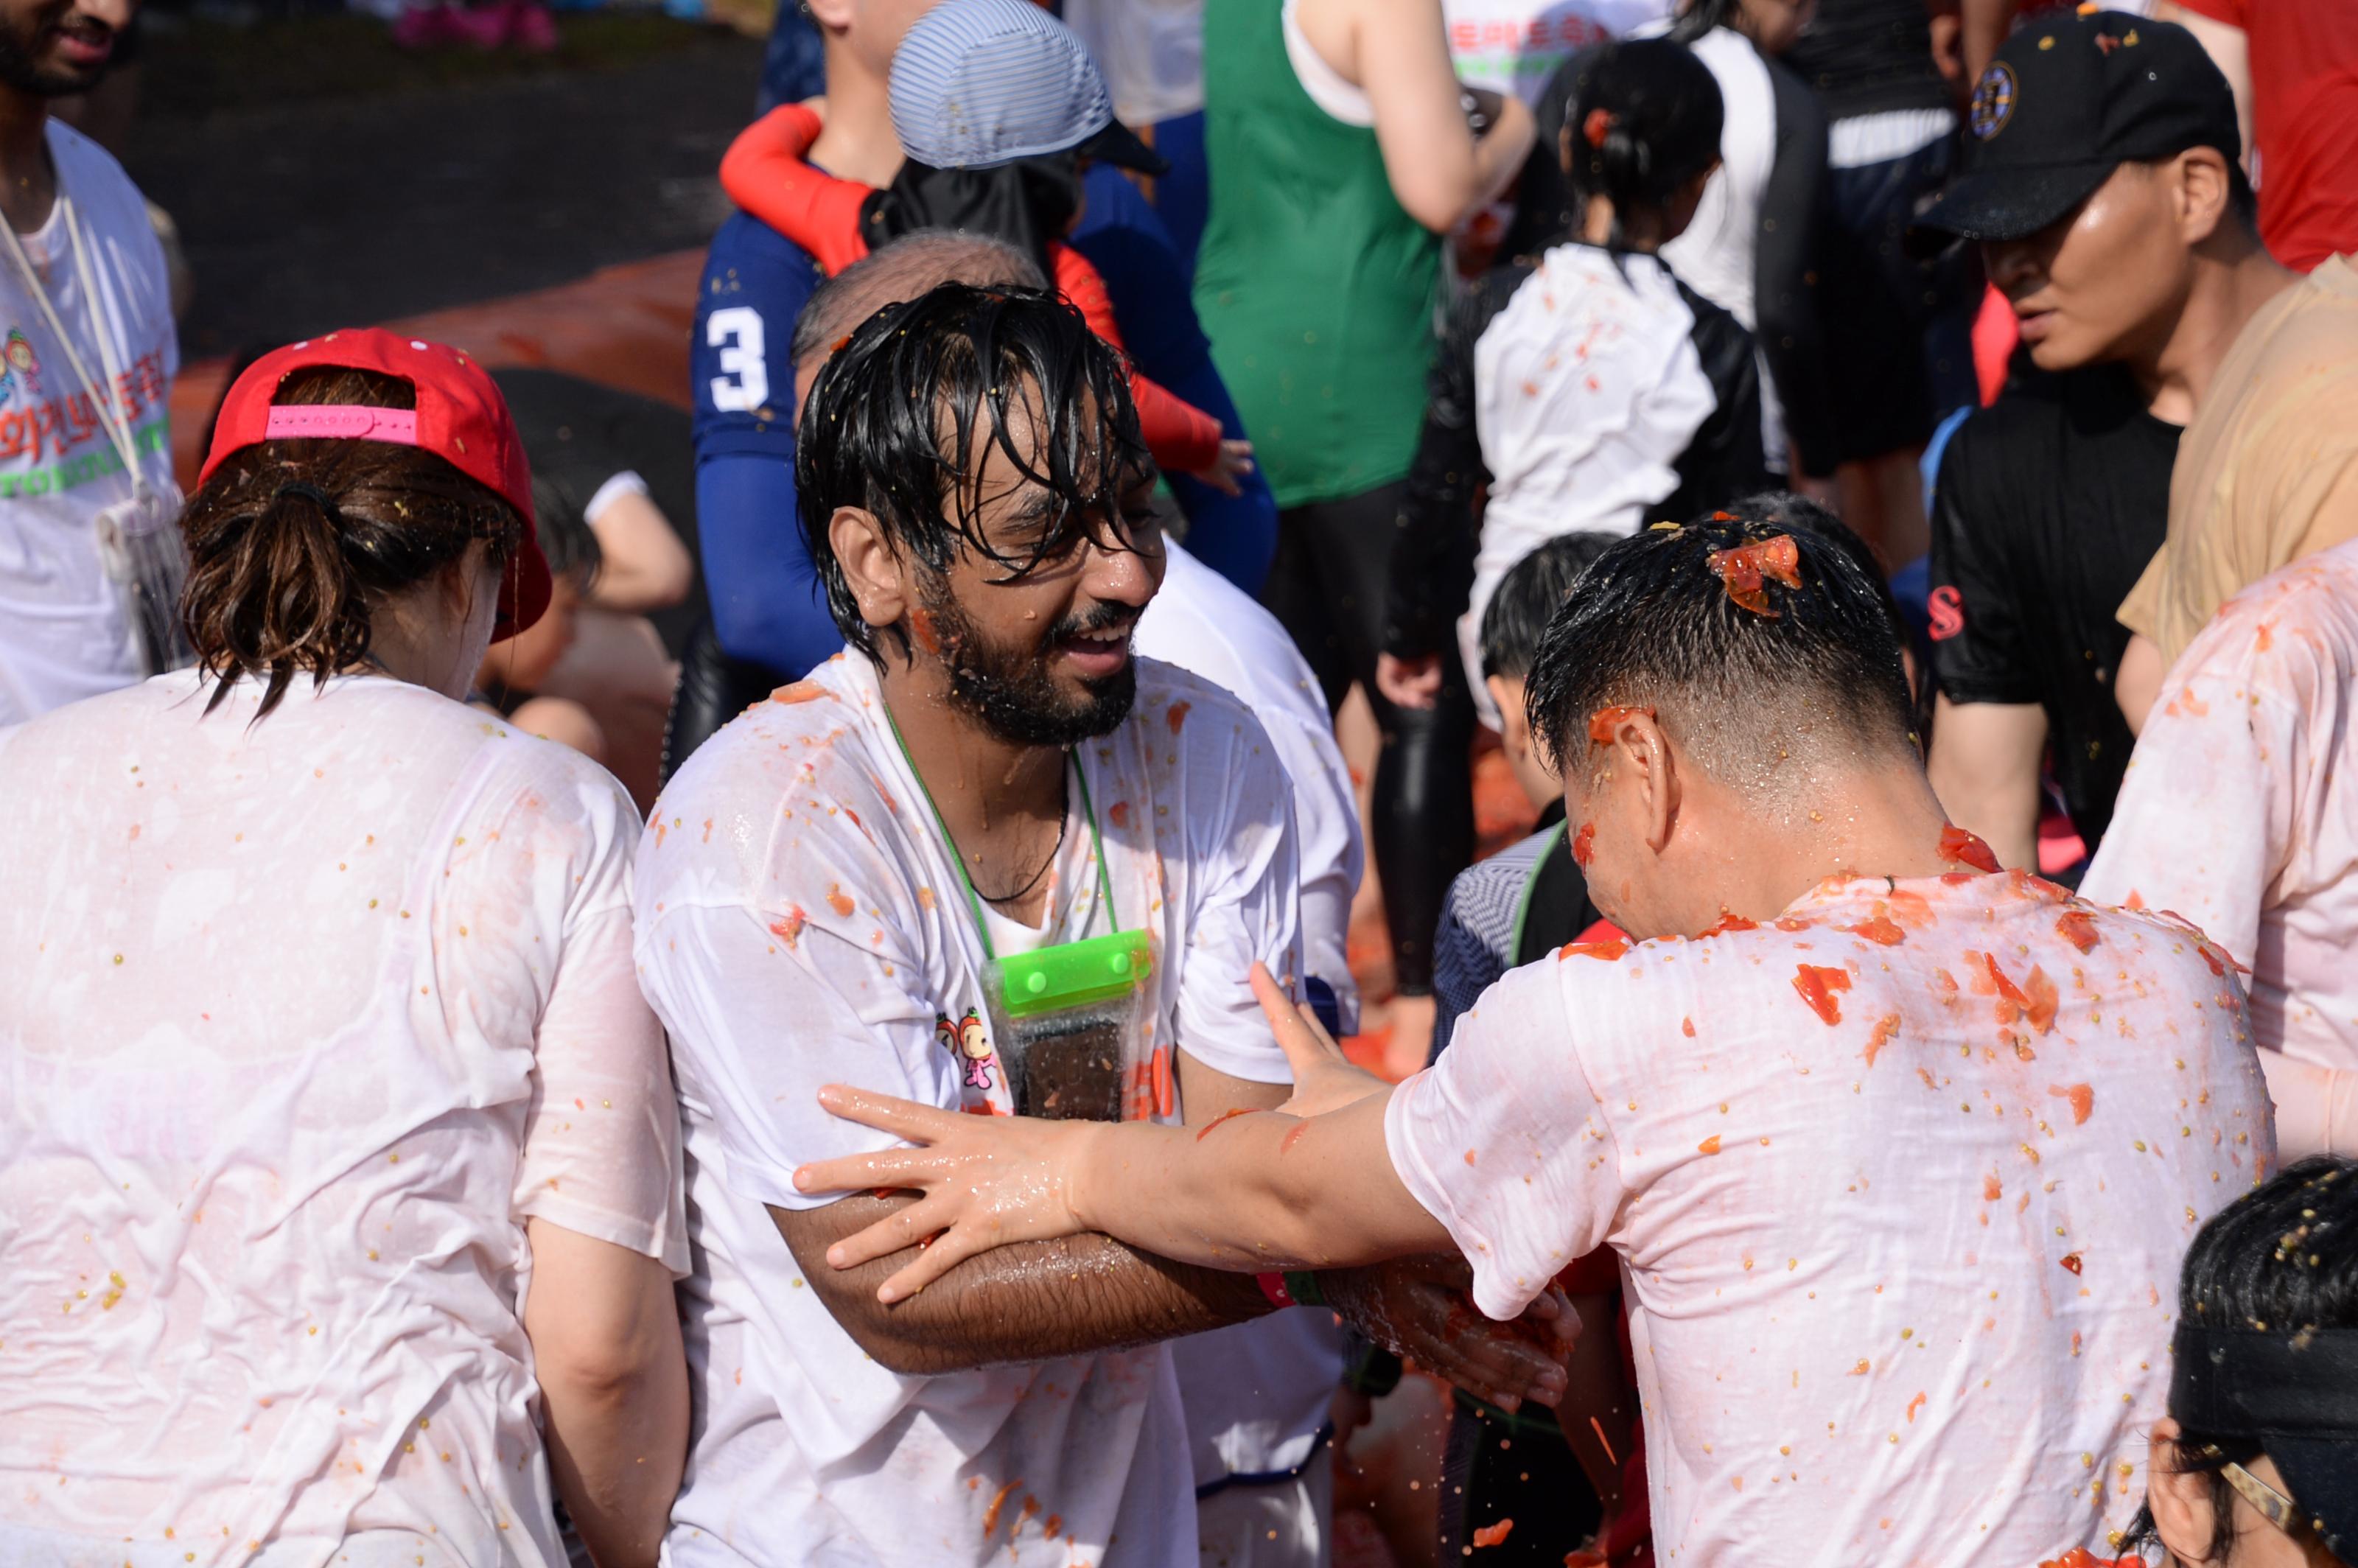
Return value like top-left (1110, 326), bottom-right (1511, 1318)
top-left (794, 503), bottom-right (2278, 1565)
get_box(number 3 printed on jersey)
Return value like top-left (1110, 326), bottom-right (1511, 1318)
top-left (707, 305), bottom-right (769, 414)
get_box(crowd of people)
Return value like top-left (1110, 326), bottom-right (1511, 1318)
top-left (1, 0), bottom-right (2355, 1563)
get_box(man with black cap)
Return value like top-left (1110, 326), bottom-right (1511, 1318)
top-left (1914, 7), bottom-right (2306, 872)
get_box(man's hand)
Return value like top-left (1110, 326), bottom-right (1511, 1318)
top-left (1321, 1254), bottom-right (1574, 1414)
top-left (1251, 961), bottom-right (1387, 1120)
top-left (1375, 651), bottom-right (1444, 710)
top-left (794, 1088), bottom-right (1102, 1302)
top-left (796, 961), bottom-right (1390, 1301)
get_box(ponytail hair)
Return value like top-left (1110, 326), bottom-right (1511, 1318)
top-left (1558, 38), bottom-right (1725, 251)
top-left (179, 366), bottom-right (526, 718)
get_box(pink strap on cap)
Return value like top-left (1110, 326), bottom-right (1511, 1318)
top-left (263, 405), bottom-right (421, 444)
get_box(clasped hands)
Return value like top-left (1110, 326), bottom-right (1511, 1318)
top-left (792, 963), bottom-right (1577, 1413)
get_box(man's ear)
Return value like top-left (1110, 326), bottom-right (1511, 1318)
top-left (828, 506), bottom-right (909, 637)
top-left (2175, 145), bottom-right (2239, 247)
top-left (803, 0), bottom-right (854, 34)
top-left (2146, 1418), bottom-right (2224, 1566)
top-left (1486, 674), bottom-right (1523, 745)
top-left (1598, 708), bottom-right (1679, 855)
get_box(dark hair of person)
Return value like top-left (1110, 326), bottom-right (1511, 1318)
top-left (1724, 490), bottom-right (1930, 755)
top-left (1558, 39), bottom-right (1725, 251)
top-left (786, 230), bottom-right (1049, 375)
top-left (795, 282), bottom-right (1150, 662)
top-left (180, 366), bottom-right (527, 719)
top-left (2121, 1157), bottom-right (2358, 1561)
top-left (1481, 531), bottom-right (1617, 682)
top-left (1522, 505), bottom-right (1916, 783)
top-left (527, 470), bottom-right (604, 589)
top-left (1668, 0), bottom-right (1738, 44)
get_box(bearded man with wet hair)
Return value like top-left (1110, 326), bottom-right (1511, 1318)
top-left (634, 284), bottom-right (1572, 1568)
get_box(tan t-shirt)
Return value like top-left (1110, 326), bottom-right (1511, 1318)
top-left (2119, 253), bottom-right (2358, 666)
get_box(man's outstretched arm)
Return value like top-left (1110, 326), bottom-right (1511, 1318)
top-left (780, 1038), bottom-right (1572, 1410)
top-left (798, 968), bottom-right (1462, 1291)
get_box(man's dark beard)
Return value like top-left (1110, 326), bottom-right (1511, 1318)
top-left (0, 7), bottom-right (111, 97)
top-left (918, 587), bottom-right (1138, 749)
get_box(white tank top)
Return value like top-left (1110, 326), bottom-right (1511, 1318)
top-left (1282, 0), bottom-right (1376, 126)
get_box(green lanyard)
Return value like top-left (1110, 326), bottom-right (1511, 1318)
top-left (881, 694), bottom-right (1119, 963)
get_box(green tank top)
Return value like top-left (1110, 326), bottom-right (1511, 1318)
top-left (1193, 0), bottom-right (1443, 510)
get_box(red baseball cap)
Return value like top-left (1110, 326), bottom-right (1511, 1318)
top-left (200, 328), bottom-right (551, 640)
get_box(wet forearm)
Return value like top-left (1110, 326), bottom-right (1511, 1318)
top-left (1071, 1092), bottom-right (1441, 1271)
top-left (850, 1228), bottom-right (1268, 1372)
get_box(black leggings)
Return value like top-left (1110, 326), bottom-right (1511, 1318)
top-left (1260, 481), bottom-right (1474, 994)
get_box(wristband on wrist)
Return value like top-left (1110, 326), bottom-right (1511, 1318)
top-left (1256, 1270), bottom-right (1326, 1309)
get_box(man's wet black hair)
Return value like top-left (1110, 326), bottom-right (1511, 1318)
top-left (795, 281), bottom-right (1150, 662)
top-left (1481, 531), bottom-right (1617, 682)
top-left (1523, 505), bottom-right (1916, 784)
top-left (1558, 38), bottom-right (1724, 251)
top-left (2122, 1157), bottom-right (2358, 1561)
top-left (1726, 489), bottom-right (1931, 755)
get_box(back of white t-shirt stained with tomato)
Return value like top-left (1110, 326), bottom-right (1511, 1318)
top-left (1387, 866), bottom-right (2273, 1566)
top-left (0, 670), bottom-right (684, 1568)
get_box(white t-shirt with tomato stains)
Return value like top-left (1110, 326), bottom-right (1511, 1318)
top-left (634, 650), bottom-right (1303, 1568)
top-left (0, 669), bottom-right (686, 1568)
top-left (2083, 539), bottom-right (2358, 1077)
top-left (1386, 867), bottom-right (2272, 1566)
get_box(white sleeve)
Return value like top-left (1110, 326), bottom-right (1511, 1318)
top-left (584, 469), bottom-right (650, 525)
top-left (637, 882), bottom-right (959, 1214)
top-left (444, 751), bottom-right (688, 1273)
top-left (2081, 663), bottom-right (2295, 968)
top-left (1171, 720), bottom-right (1307, 1084)
top-left (1382, 960), bottom-right (1628, 1320)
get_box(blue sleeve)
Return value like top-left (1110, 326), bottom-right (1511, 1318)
top-left (1071, 166), bottom-right (1278, 595)
top-left (692, 215), bottom-right (842, 675)
top-left (696, 455), bottom-right (842, 677)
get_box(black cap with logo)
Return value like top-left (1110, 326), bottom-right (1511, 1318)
top-left (1915, 7), bottom-right (2241, 243)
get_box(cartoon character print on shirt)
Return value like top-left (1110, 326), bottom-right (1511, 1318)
top-left (936, 1006), bottom-right (996, 1092)
top-left (0, 326), bottom-right (39, 405)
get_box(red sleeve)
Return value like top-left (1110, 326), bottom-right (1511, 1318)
top-left (718, 104), bottom-right (874, 276)
top-left (2169, 0), bottom-right (2247, 26)
top-left (1049, 244), bottom-right (1222, 473)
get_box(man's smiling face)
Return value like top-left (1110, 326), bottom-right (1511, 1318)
top-left (904, 383), bottom-right (1166, 749)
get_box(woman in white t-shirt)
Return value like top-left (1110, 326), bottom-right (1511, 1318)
top-left (0, 330), bottom-right (688, 1568)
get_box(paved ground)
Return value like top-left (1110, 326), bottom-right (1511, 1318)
top-left (118, 13), bottom-right (762, 359)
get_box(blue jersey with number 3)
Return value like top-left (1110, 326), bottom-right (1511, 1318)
top-left (690, 213), bottom-right (837, 678)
